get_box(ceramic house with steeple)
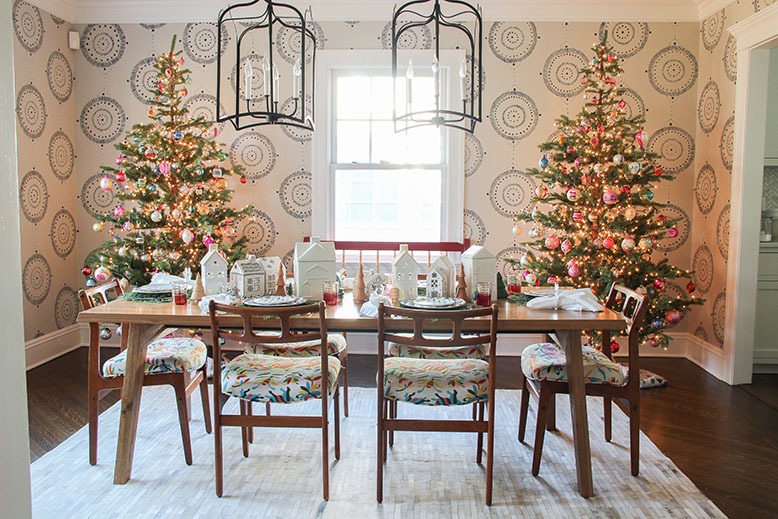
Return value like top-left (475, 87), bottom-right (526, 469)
top-left (200, 243), bottom-right (229, 296)
top-left (461, 245), bottom-right (496, 301)
top-left (257, 256), bottom-right (285, 295)
top-left (392, 244), bottom-right (419, 300)
top-left (294, 237), bottom-right (336, 300)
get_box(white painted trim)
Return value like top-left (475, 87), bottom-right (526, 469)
top-left (725, 5), bottom-right (778, 385)
top-left (25, 325), bottom-right (84, 370)
top-left (29, 0), bottom-right (707, 24)
top-left (615, 332), bottom-right (726, 381)
top-left (696, 0), bottom-right (731, 20)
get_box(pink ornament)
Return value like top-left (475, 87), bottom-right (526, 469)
top-left (158, 161), bottom-right (171, 175)
top-left (94, 266), bottom-right (111, 282)
top-left (568, 264), bottom-right (580, 278)
top-left (121, 221), bottom-right (134, 232)
top-left (561, 239), bottom-right (573, 254)
top-left (635, 129), bottom-right (644, 147)
top-left (572, 212), bottom-right (584, 222)
top-left (545, 235), bottom-right (560, 249)
top-left (668, 227), bottom-right (679, 238)
top-left (202, 235), bottom-right (214, 247)
top-left (590, 136), bottom-right (600, 147)
top-left (115, 156), bottom-right (125, 165)
top-left (602, 236), bottom-right (615, 249)
top-left (113, 206), bottom-right (125, 217)
top-left (653, 278), bottom-right (666, 290)
top-left (547, 275), bottom-right (559, 284)
top-left (603, 188), bottom-right (619, 205)
top-left (665, 310), bottom-right (682, 325)
top-left (566, 187), bottom-right (579, 202)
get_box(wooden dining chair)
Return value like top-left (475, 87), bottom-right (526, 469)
top-left (208, 300), bottom-right (341, 500)
top-left (518, 283), bottom-right (650, 477)
top-left (376, 302), bottom-right (498, 505)
top-left (78, 279), bottom-right (211, 466)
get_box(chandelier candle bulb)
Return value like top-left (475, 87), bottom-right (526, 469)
top-left (406, 60), bottom-right (414, 104)
top-left (262, 58), bottom-right (270, 97)
top-left (244, 59), bottom-right (253, 101)
top-left (292, 58), bottom-right (301, 99)
top-left (459, 59), bottom-right (467, 101)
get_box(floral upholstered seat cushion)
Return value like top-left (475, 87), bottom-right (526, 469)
top-left (521, 342), bottom-right (626, 387)
top-left (247, 333), bottom-right (347, 357)
top-left (221, 353), bottom-right (341, 403)
top-left (102, 337), bottom-right (207, 378)
top-left (388, 342), bottom-right (487, 360)
top-left (383, 357), bottom-right (489, 406)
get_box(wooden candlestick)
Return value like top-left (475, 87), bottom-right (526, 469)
top-left (353, 263), bottom-right (367, 305)
top-left (456, 264), bottom-right (469, 301)
top-left (275, 263), bottom-right (286, 296)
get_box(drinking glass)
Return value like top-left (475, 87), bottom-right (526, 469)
top-left (506, 274), bottom-right (521, 295)
top-left (322, 280), bottom-right (338, 306)
top-left (172, 282), bottom-right (188, 306)
top-left (476, 281), bottom-right (492, 307)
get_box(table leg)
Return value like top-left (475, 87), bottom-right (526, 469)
top-left (113, 323), bottom-right (164, 484)
top-left (555, 329), bottom-right (594, 498)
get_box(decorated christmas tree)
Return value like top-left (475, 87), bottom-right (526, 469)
top-left (509, 34), bottom-right (701, 349)
top-left (87, 37), bottom-right (251, 286)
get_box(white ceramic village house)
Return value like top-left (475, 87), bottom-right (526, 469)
top-left (200, 243), bottom-right (229, 296)
top-left (427, 255), bottom-right (455, 298)
top-left (230, 255), bottom-right (266, 298)
top-left (392, 244), bottom-right (419, 300)
top-left (461, 245), bottom-right (497, 301)
top-left (257, 256), bottom-right (285, 295)
top-left (294, 237), bottom-right (336, 300)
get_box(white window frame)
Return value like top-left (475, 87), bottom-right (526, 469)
top-left (312, 49), bottom-right (464, 242)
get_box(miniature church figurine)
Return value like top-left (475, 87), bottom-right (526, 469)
top-left (294, 237), bottom-right (337, 300)
top-left (190, 273), bottom-right (205, 302)
top-left (354, 263), bottom-right (367, 305)
top-left (200, 243), bottom-right (229, 296)
top-left (391, 244), bottom-right (419, 300)
top-left (275, 263), bottom-right (286, 296)
top-left (456, 264), bottom-right (469, 301)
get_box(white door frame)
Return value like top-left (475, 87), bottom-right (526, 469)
top-left (726, 4), bottom-right (778, 384)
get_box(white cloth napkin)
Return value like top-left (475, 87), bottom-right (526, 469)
top-left (198, 293), bottom-right (239, 314)
top-left (359, 292), bottom-right (393, 317)
top-left (150, 272), bottom-right (189, 286)
top-left (525, 288), bottom-right (604, 312)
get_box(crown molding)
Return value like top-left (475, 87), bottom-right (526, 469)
top-left (728, 3), bottom-right (778, 50)
top-left (29, 0), bottom-right (706, 24)
top-left (696, 0), bottom-right (733, 20)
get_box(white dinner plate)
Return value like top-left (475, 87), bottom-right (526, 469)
top-left (133, 283), bottom-right (174, 294)
top-left (243, 295), bottom-right (308, 307)
top-left (522, 286), bottom-right (575, 297)
top-left (400, 297), bottom-right (467, 310)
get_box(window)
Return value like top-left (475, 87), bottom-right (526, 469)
top-left (312, 50), bottom-right (464, 242)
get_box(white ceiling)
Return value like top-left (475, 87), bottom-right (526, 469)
top-left (30, 0), bottom-right (732, 24)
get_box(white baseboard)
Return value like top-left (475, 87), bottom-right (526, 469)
top-left (25, 324), bottom-right (84, 370)
top-left (343, 332), bottom-right (550, 356)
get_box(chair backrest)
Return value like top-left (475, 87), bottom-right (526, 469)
top-left (603, 284), bottom-right (650, 374)
top-left (78, 278), bottom-right (124, 311)
top-left (377, 302), bottom-right (499, 368)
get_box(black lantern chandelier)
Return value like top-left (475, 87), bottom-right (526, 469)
top-left (392, 0), bottom-right (482, 133)
top-left (217, 0), bottom-right (316, 131)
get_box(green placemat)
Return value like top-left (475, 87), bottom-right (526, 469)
top-left (507, 293), bottom-right (533, 306)
top-left (121, 291), bottom-right (173, 303)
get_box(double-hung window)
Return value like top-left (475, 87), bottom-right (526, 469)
top-left (312, 50), bottom-right (464, 242)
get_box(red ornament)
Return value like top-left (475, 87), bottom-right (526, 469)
top-left (602, 236), bottom-right (615, 249)
top-left (653, 278), bottom-right (666, 290)
top-left (608, 54), bottom-right (615, 62)
top-left (654, 165), bottom-right (664, 176)
top-left (618, 99), bottom-right (627, 109)
top-left (81, 266), bottom-right (92, 276)
top-left (620, 185), bottom-right (631, 195)
top-left (665, 310), bottom-right (682, 325)
top-left (115, 171), bottom-right (126, 182)
top-left (567, 146), bottom-right (576, 155)
top-left (590, 136), bottom-right (600, 147)
top-left (610, 340), bottom-right (620, 354)
top-left (686, 281), bottom-right (696, 293)
top-left (239, 175), bottom-right (248, 184)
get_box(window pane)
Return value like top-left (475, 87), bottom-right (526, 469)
top-left (336, 76), bottom-right (371, 119)
top-left (371, 121), bottom-right (401, 163)
top-left (371, 76), bottom-right (394, 119)
top-left (336, 121), bottom-right (370, 163)
top-left (405, 125), bottom-right (442, 163)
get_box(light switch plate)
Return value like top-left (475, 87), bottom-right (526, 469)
top-left (68, 31), bottom-right (80, 50)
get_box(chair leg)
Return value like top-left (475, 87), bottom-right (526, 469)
top-left (384, 401), bottom-right (391, 460)
top-left (321, 394), bottom-right (330, 501)
top-left (630, 400), bottom-right (640, 476)
top-left (546, 392), bottom-right (557, 431)
top-left (239, 400), bottom-right (250, 458)
top-left (214, 411), bottom-right (223, 497)
top-left (388, 400), bottom-right (396, 447)
top-left (531, 387), bottom-right (552, 476)
top-left (199, 368), bottom-right (212, 434)
top-left (334, 387), bottom-right (341, 461)
top-left (486, 398), bottom-right (496, 506)
top-left (173, 378), bottom-right (194, 465)
top-left (604, 396), bottom-right (612, 442)
top-left (265, 402), bottom-right (271, 416)
top-left (476, 401), bottom-right (485, 464)
top-left (377, 392), bottom-right (385, 503)
top-left (518, 377), bottom-right (530, 443)
top-left (341, 353), bottom-right (349, 417)
top-left (247, 401), bottom-right (254, 444)
top-left (88, 387), bottom-right (101, 466)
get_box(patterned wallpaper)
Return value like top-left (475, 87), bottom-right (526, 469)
top-left (13, 0), bottom-right (80, 342)
top-left (19, 0), bottom-right (775, 354)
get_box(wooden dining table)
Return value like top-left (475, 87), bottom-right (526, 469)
top-left (77, 292), bottom-right (625, 498)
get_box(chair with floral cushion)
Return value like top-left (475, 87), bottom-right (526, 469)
top-left (376, 302), bottom-right (498, 505)
top-left (208, 300), bottom-right (341, 499)
top-left (518, 283), bottom-right (649, 477)
top-left (78, 279), bottom-right (211, 467)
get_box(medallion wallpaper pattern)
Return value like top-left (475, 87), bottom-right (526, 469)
top-left (11, 0), bottom-right (773, 355)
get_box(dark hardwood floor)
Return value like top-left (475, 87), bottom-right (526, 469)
top-left (27, 349), bottom-right (778, 518)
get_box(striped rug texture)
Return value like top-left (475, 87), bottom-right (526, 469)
top-left (31, 387), bottom-right (724, 518)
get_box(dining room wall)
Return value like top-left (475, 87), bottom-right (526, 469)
top-left (12, 0), bottom-right (81, 342)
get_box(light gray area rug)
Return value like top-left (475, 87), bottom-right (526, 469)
top-left (31, 387), bottom-right (724, 518)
